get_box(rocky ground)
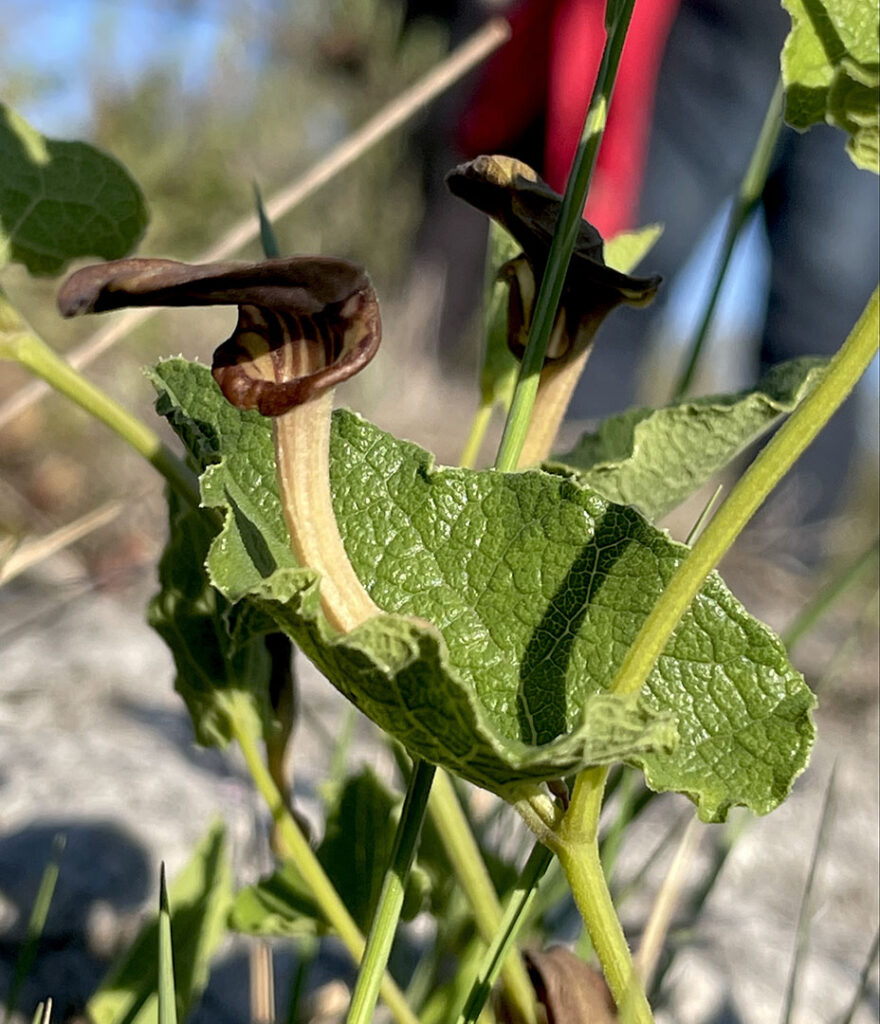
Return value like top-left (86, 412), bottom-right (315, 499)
top-left (1, 496), bottom-right (877, 1024)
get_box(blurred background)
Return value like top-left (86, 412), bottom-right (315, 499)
top-left (1, 1), bottom-right (877, 1022)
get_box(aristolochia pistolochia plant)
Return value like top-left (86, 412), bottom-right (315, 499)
top-left (57, 249), bottom-right (814, 825)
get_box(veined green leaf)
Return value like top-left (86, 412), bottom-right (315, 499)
top-left (150, 359), bottom-right (814, 820)
top-left (549, 357), bottom-right (828, 521)
top-left (87, 822), bottom-right (230, 1024)
top-left (0, 103), bottom-right (148, 275)
top-left (780, 0), bottom-right (879, 172)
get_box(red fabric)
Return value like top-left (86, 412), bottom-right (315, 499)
top-left (457, 0), bottom-right (680, 237)
top-left (457, 0), bottom-right (556, 154)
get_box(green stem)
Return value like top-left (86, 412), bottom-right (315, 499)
top-left (494, 0), bottom-right (636, 472)
top-left (555, 765), bottom-right (653, 1021)
top-left (554, 839), bottom-right (652, 1022)
top-left (458, 842), bottom-right (554, 1024)
top-left (229, 711), bottom-right (420, 1024)
top-left (429, 770), bottom-right (538, 1024)
top-left (1, 323), bottom-right (199, 508)
top-left (346, 759), bottom-right (436, 1024)
top-left (672, 77), bottom-right (784, 399)
top-left (459, 401), bottom-right (494, 468)
top-left (610, 285), bottom-right (879, 700)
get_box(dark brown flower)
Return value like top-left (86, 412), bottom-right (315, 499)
top-left (58, 254), bottom-right (384, 632)
top-left (58, 255), bottom-right (381, 417)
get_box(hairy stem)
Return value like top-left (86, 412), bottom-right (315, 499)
top-left (554, 764), bottom-right (654, 1020)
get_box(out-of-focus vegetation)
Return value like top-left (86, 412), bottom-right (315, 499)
top-left (0, 0), bottom-right (449, 575)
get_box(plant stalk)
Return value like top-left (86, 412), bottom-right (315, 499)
top-left (494, 0), bottom-right (636, 472)
top-left (459, 401), bottom-right (494, 469)
top-left (429, 770), bottom-right (538, 1023)
top-left (0, 319), bottom-right (199, 508)
top-left (554, 764), bottom-right (654, 1020)
top-left (672, 77), bottom-right (784, 399)
top-left (610, 285), bottom-right (879, 700)
top-left (230, 711), bottom-right (420, 1024)
top-left (346, 759), bottom-right (437, 1024)
top-left (554, 838), bottom-right (652, 1022)
top-left (458, 841), bottom-right (554, 1024)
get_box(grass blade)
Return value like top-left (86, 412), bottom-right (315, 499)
top-left (458, 842), bottom-right (554, 1024)
top-left (158, 864), bottom-right (178, 1024)
top-left (672, 78), bottom-right (783, 398)
top-left (783, 535), bottom-right (880, 652)
top-left (253, 183), bottom-right (281, 259)
top-left (837, 925), bottom-right (880, 1024)
top-left (494, 0), bottom-right (637, 471)
top-left (346, 759), bottom-right (436, 1024)
top-left (634, 817), bottom-right (702, 989)
top-left (4, 834), bottom-right (65, 1024)
top-left (780, 768), bottom-right (837, 1024)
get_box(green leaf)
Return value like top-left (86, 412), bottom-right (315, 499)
top-left (780, 0), bottom-right (880, 172)
top-left (230, 768), bottom-right (429, 936)
top-left (317, 767), bottom-right (429, 933)
top-left (603, 224), bottom-right (664, 275)
top-left (148, 489), bottom-right (272, 748)
top-left (0, 104), bottom-right (148, 275)
top-left (150, 359), bottom-right (815, 820)
top-left (549, 357), bottom-right (828, 521)
top-left (229, 861), bottom-right (323, 938)
top-left (87, 822), bottom-right (231, 1024)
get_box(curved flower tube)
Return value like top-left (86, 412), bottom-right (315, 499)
top-left (446, 154), bottom-right (661, 466)
top-left (59, 256), bottom-right (383, 632)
